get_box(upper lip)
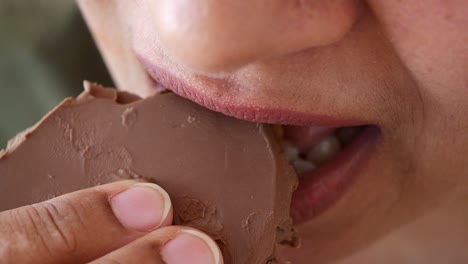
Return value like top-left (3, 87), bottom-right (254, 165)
top-left (139, 55), bottom-right (367, 128)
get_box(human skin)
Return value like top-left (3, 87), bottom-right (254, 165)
top-left (77, 0), bottom-right (467, 263)
top-left (0, 181), bottom-right (222, 264)
top-left (1, 1), bottom-right (467, 263)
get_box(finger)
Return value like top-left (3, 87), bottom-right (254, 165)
top-left (90, 226), bottom-right (223, 264)
top-left (0, 181), bottom-right (173, 264)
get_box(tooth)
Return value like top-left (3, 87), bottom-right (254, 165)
top-left (306, 135), bottom-right (341, 165)
top-left (336, 126), bottom-right (360, 145)
top-left (282, 142), bottom-right (300, 162)
top-left (293, 159), bottom-right (317, 175)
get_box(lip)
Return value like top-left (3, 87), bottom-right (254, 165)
top-left (291, 126), bottom-right (381, 224)
top-left (138, 55), bottom-right (382, 224)
top-left (139, 56), bottom-right (365, 127)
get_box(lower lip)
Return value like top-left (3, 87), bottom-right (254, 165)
top-left (290, 126), bottom-right (381, 224)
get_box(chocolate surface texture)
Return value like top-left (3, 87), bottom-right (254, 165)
top-left (0, 82), bottom-right (298, 264)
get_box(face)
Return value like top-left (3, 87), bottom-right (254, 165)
top-left (77, 0), bottom-right (468, 263)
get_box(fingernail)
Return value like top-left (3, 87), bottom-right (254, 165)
top-left (110, 183), bottom-right (172, 232)
top-left (161, 230), bottom-right (222, 264)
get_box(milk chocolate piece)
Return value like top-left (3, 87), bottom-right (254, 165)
top-left (0, 83), bottom-right (298, 263)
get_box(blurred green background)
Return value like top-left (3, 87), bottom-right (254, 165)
top-left (0, 1), bottom-right (112, 147)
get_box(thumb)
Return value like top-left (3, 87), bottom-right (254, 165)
top-left (0, 180), bottom-right (173, 264)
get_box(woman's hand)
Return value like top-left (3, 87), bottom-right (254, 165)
top-left (0, 180), bottom-right (223, 264)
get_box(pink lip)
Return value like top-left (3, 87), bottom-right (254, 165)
top-left (138, 55), bottom-right (381, 224)
top-left (139, 56), bottom-right (364, 127)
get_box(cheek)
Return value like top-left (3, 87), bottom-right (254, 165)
top-left (368, 0), bottom-right (468, 198)
top-left (77, 0), bottom-right (156, 97)
top-left (368, 0), bottom-right (468, 108)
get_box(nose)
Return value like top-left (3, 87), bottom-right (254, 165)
top-left (152, 0), bottom-right (360, 73)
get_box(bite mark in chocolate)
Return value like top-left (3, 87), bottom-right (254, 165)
top-left (0, 82), bottom-right (298, 264)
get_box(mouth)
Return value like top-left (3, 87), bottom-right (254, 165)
top-left (285, 125), bottom-right (380, 224)
top-left (140, 57), bottom-right (381, 225)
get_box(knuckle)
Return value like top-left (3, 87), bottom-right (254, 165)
top-left (0, 205), bottom-right (63, 261)
top-left (0, 209), bottom-right (31, 262)
top-left (0, 200), bottom-right (90, 264)
top-left (23, 200), bottom-right (83, 256)
top-left (37, 201), bottom-right (81, 254)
